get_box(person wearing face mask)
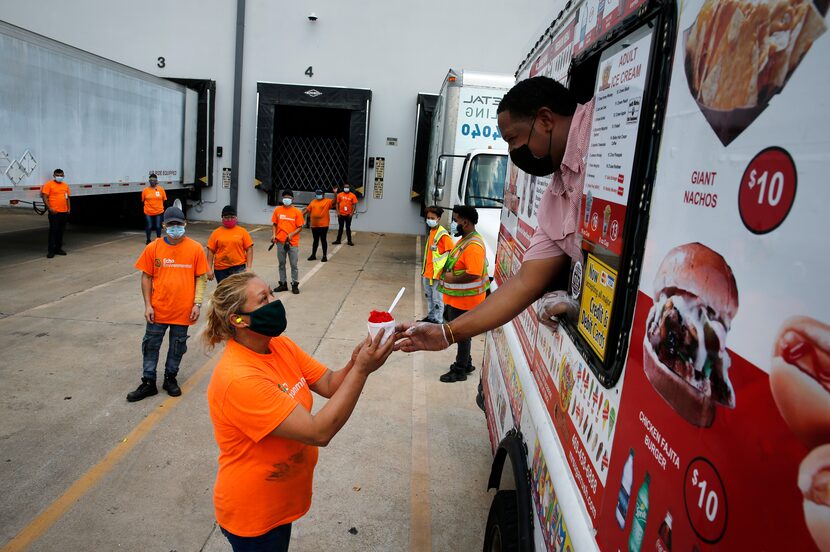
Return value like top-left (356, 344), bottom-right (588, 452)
top-left (271, 190), bottom-right (305, 294)
top-left (421, 206), bottom-right (454, 324)
top-left (435, 205), bottom-right (489, 383)
top-left (40, 168), bottom-right (71, 258)
top-left (127, 206), bottom-right (209, 402)
top-left (332, 183), bottom-right (358, 246)
top-left (395, 77), bottom-right (593, 357)
top-left (141, 174), bottom-right (168, 244)
top-left (207, 205), bottom-right (254, 284)
top-left (301, 188), bottom-right (334, 262)
top-left (204, 272), bottom-right (395, 552)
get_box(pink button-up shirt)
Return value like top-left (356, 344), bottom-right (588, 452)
top-left (525, 98), bottom-right (595, 264)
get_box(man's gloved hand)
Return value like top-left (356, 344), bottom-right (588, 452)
top-left (536, 290), bottom-right (579, 330)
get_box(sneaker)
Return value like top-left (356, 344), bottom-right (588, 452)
top-left (307, 255), bottom-right (316, 261)
top-left (465, 364), bottom-right (476, 374)
top-left (162, 375), bottom-right (182, 397)
top-left (46, 252), bottom-right (55, 258)
top-left (291, 282), bottom-right (300, 295)
top-left (127, 378), bottom-right (158, 402)
top-left (347, 242), bottom-right (355, 246)
top-left (273, 282), bottom-right (289, 292)
top-left (321, 256), bottom-right (328, 262)
top-left (332, 240), bottom-right (342, 245)
top-left (146, 239), bottom-right (151, 245)
top-left (55, 249), bottom-right (67, 255)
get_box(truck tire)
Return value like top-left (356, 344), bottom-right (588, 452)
top-left (483, 490), bottom-right (520, 552)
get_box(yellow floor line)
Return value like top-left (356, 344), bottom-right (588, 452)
top-left (1, 355), bottom-right (220, 552)
top-left (410, 235), bottom-right (432, 552)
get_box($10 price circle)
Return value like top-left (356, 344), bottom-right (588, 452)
top-left (683, 457), bottom-right (727, 543)
top-left (738, 147), bottom-right (797, 234)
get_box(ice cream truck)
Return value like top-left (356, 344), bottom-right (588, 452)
top-left (480, 0), bottom-right (830, 550)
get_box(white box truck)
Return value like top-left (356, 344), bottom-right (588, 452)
top-left (0, 20), bottom-right (210, 221)
top-left (480, 0), bottom-right (830, 550)
top-left (424, 69), bottom-right (514, 276)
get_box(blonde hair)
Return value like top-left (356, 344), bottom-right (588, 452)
top-left (201, 271), bottom-right (257, 350)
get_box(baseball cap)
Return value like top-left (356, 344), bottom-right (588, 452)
top-left (221, 205), bottom-right (237, 217)
top-left (163, 206), bottom-right (186, 224)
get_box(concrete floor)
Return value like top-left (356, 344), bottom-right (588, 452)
top-left (0, 208), bottom-right (494, 552)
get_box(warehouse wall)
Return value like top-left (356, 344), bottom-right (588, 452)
top-left (2, 0), bottom-right (555, 234)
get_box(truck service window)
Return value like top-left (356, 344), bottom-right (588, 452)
top-left (561, 24), bottom-right (661, 386)
top-left (465, 154), bottom-right (507, 208)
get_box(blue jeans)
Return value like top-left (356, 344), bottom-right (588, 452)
top-left (145, 214), bottom-right (162, 241)
top-left (220, 523), bottom-right (291, 552)
top-left (215, 264), bottom-right (246, 283)
top-left (422, 277), bottom-right (444, 322)
top-left (141, 322), bottom-right (189, 380)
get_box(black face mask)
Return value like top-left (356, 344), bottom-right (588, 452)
top-left (238, 300), bottom-right (287, 337)
top-left (510, 116), bottom-right (555, 176)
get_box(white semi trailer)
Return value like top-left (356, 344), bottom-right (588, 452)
top-left (0, 20), bottom-right (207, 220)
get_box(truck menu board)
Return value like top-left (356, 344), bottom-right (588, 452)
top-left (581, 31), bottom-right (652, 257)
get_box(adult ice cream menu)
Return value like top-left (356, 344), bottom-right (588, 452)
top-left (581, 31), bottom-right (652, 256)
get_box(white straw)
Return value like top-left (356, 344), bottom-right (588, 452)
top-left (387, 286), bottom-right (406, 315)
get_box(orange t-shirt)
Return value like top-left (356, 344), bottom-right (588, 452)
top-left (207, 337), bottom-right (328, 537)
top-left (208, 226), bottom-right (254, 270)
top-left (336, 192), bottom-right (358, 216)
top-left (306, 198), bottom-right (333, 228)
top-left (134, 237), bottom-right (208, 325)
top-left (271, 206), bottom-right (304, 246)
top-left (442, 240), bottom-right (487, 310)
top-left (141, 186), bottom-right (167, 215)
top-left (40, 180), bottom-right (70, 213)
top-left (422, 227), bottom-right (455, 280)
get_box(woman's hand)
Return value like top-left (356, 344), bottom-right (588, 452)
top-left (354, 330), bottom-right (395, 376)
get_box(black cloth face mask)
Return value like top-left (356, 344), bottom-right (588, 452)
top-left (509, 115), bottom-right (555, 176)
top-left (238, 300), bottom-right (287, 337)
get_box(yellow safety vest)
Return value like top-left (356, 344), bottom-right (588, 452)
top-left (422, 226), bottom-right (450, 283)
top-left (438, 232), bottom-right (490, 297)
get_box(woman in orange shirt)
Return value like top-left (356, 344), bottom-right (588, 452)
top-left (204, 272), bottom-right (395, 551)
top-left (207, 205), bottom-right (254, 283)
top-left (301, 188), bottom-right (333, 262)
top-left (141, 174), bottom-right (167, 244)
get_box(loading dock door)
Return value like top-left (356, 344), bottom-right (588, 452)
top-left (410, 93), bottom-right (438, 211)
top-left (255, 83), bottom-right (371, 204)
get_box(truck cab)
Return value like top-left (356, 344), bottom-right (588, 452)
top-left (435, 148), bottom-right (508, 277)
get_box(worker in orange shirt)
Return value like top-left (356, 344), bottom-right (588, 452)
top-left (207, 205), bottom-right (254, 283)
top-left (204, 272), bottom-right (394, 551)
top-left (302, 188), bottom-right (334, 262)
top-left (436, 205), bottom-right (489, 383)
top-left (421, 206), bottom-right (454, 324)
top-left (40, 168), bottom-right (71, 258)
top-left (141, 174), bottom-right (167, 244)
top-left (271, 190), bottom-right (304, 294)
top-left (332, 183), bottom-right (358, 246)
top-left (128, 206), bottom-right (208, 402)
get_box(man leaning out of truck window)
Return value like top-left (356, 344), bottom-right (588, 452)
top-left (395, 76), bottom-right (594, 353)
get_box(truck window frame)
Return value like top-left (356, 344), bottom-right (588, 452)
top-left (558, 0), bottom-right (678, 388)
top-left (464, 153), bottom-right (507, 209)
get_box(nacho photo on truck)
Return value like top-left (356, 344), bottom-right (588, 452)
top-left (480, 0), bottom-right (830, 550)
